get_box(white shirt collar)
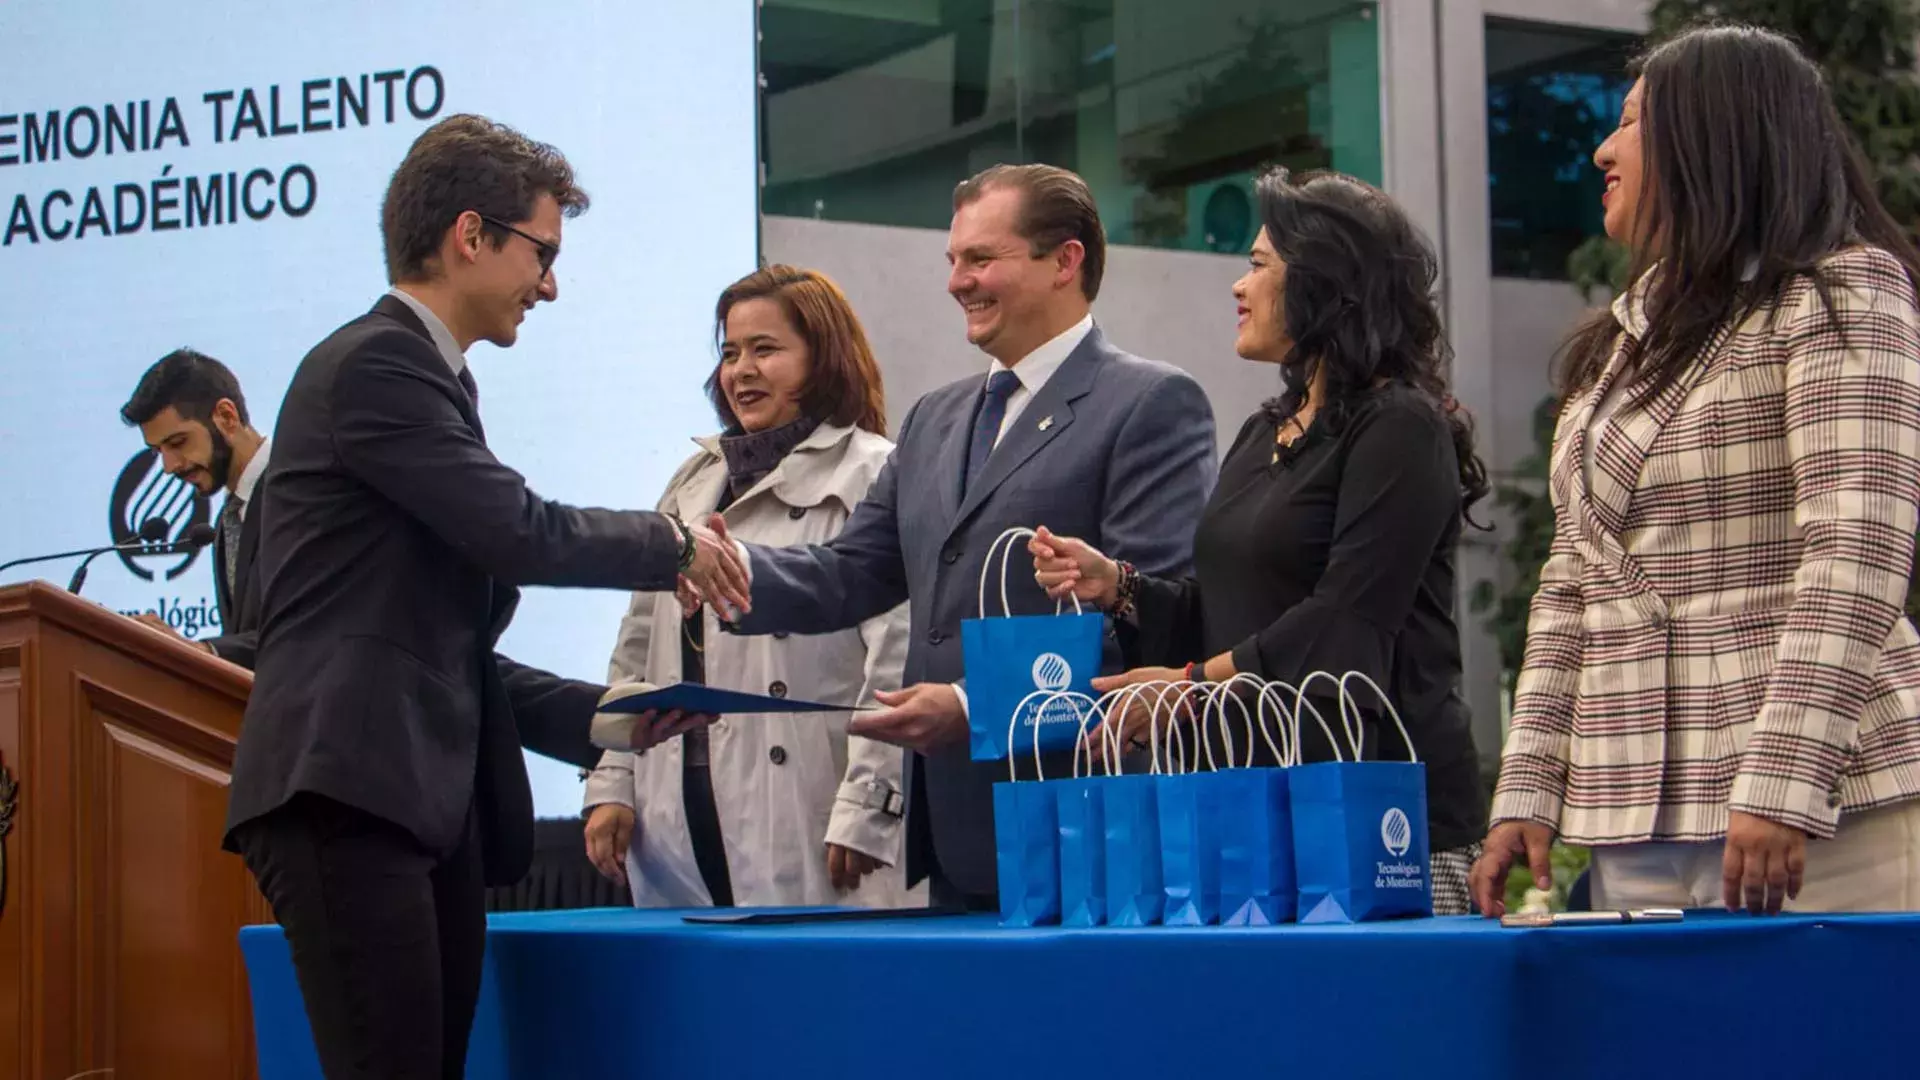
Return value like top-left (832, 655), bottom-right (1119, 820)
top-left (386, 286), bottom-right (467, 375)
top-left (989, 314), bottom-right (1093, 392)
top-left (232, 436), bottom-right (271, 515)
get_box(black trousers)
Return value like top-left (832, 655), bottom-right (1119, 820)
top-left (231, 792), bottom-right (486, 1080)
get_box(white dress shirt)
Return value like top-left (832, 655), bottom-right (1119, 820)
top-left (231, 437), bottom-right (271, 520)
top-left (386, 286), bottom-right (468, 375)
top-left (988, 314), bottom-right (1093, 447)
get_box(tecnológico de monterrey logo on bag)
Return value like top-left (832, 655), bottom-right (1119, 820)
top-left (1030, 652), bottom-right (1072, 692)
top-left (1380, 807), bottom-right (1412, 857)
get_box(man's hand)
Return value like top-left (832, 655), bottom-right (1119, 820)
top-left (848, 683), bottom-right (969, 754)
top-left (584, 804), bottom-right (636, 884)
top-left (1469, 820), bottom-right (1557, 917)
top-left (627, 709), bottom-right (716, 753)
top-left (1029, 526), bottom-right (1121, 609)
top-left (1722, 809), bottom-right (1806, 915)
top-left (827, 843), bottom-right (884, 892)
top-left (131, 612), bottom-right (216, 655)
top-left (681, 514), bottom-right (751, 620)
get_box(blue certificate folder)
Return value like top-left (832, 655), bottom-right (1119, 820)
top-left (595, 682), bottom-right (869, 716)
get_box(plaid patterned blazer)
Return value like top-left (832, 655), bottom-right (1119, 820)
top-left (1492, 246), bottom-right (1920, 844)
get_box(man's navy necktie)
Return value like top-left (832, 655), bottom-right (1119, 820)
top-left (964, 370), bottom-right (1021, 493)
top-left (457, 366), bottom-right (479, 405)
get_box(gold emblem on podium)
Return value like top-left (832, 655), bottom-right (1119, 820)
top-left (0, 754), bottom-right (15, 919)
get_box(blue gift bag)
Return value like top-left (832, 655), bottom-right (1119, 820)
top-left (963, 528), bottom-right (1106, 761)
top-left (992, 691), bottom-right (1095, 927)
top-left (1155, 696), bottom-right (1224, 926)
top-left (1055, 708), bottom-right (1108, 927)
top-left (1096, 681), bottom-right (1185, 927)
top-left (1207, 678), bottom-right (1298, 926)
top-left (1288, 672), bottom-right (1431, 924)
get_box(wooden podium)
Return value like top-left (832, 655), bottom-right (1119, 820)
top-left (0, 581), bottom-right (267, 1080)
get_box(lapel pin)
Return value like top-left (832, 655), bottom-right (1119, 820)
top-left (1037, 415), bottom-right (1054, 431)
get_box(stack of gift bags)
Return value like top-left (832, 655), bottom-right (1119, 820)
top-left (988, 671), bottom-right (1433, 928)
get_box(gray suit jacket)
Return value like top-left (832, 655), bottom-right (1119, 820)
top-left (729, 327), bottom-right (1216, 896)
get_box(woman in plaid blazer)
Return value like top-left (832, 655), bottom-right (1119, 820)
top-left (1472, 25), bottom-right (1920, 916)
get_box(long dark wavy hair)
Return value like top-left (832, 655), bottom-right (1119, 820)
top-left (1254, 167), bottom-right (1490, 521)
top-left (1559, 23), bottom-right (1920, 401)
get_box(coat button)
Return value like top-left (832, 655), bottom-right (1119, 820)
top-left (942, 548), bottom-right (960, 565)
top-left (773, 631), bottom-right (790, 640)
top-left (788, 506), bottom-right (807, 520)
top-left (769, 681), bottom-right (788, 698)
top-left (769, 746), bottom-right (788, 766)
top-left (928, 628), bottom-right (945, 645)
top-left (1828, 787), bottom-right (1844, 808)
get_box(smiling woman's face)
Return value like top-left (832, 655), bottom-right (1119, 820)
top-left (719, 297), bottom-right (810, 433)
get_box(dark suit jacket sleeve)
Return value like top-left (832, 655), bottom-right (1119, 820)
top-left (495, 654), bottom-right (607, 770)
top-left (729, 402), bottom-right (919, 637)
top-left (1100, 370), bottom-right (1217, 665)
top-left (331, 332), bottom-right (683, 591)
top-left (205, 631), bottom-right (257, 669)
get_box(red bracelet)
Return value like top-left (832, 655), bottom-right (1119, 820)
top-left (1184, 660), bottom-right (1205, 682)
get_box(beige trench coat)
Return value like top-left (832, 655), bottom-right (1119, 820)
top-left (584, 422), bottom-right (918, 907)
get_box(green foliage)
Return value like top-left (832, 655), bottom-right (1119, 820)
top-left (1468, 396), bottom-right (1562, 687)
top-left (1566, 235), bottom-right (1631, 302)
top-left (1647, 0), bottom-right (1920, 228)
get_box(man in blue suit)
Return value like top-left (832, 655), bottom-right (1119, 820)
top-left (717, 164), bottom-right (1217, 909)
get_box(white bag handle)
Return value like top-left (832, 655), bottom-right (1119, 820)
top-left (1006, 688), bottom-right (1096, 783)
top-left (1292, 670), bottom-right (1360, 763)
top-left (1097, 680), bottom-right (1187, 776)
top-left (978, 527), bottom-right (1086, 620)
top-left (1203, 674), bottom-right (1273, 769)
top-left (1252, 681), bottom-right (1303, 768)
top-left (1338, 671), bottom-right (1419, 764)
top-left (1071, 693), bottom-right (1104, 780)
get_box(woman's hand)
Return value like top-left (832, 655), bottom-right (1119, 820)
top-left (827, 843), bottom-right (884, 892)
top-left (1722, 810), bottom-right (1806, 915)
top-left (584, 804), bottom-right (636, 884)
top-left (1085, 666), bottom-right (1191, 766)
top-left (1468, 820), bottom-right (1557, 917)
top-left (1029, 526), bottom-right (1121, 609)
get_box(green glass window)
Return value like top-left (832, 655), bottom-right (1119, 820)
top-left (1485, 18), bottom-right (1638, 280)
top-left (761, 0), bottom-right (1383, 254)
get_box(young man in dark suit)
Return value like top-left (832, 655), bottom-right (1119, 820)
top-left (716, 164), bottom-right (1218, 910)
top-left (222, 114), bottom-right (750, 1079)
top-left (120, 348), bottom-right (268, 666)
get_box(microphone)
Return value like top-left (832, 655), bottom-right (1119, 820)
top-left (68, 519), bottom-right (215, 595)
top-left (0, 516), bottom-right (173, 579)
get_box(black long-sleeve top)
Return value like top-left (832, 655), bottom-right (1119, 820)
top-left (1133, 384), bottom-right (1487, 851)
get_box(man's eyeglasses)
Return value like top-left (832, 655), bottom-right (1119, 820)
top-left (478, 214), bottom-right (559, 276)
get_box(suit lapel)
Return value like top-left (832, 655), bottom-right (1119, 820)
top-left (210, 521), bottom-right (233, 623)
top-left (933, 389), bottom-right (975, 527)
top-left (948, 332), bottom-right (1101, 534)
top-left (1565, 316), bottom-right (1734, 596)
top-left (233, 500), bottom-right (261, 616)
top-left (370, 294), bottom-right (484, 440)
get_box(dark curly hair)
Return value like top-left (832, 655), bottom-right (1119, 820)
top-left (1254, 167), bottom-right (1489, 521)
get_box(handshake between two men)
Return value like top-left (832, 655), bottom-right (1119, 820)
top-left (641, 514), bottom-right (974, 760)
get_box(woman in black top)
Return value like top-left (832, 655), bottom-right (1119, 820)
top-left (1030, 167), bottom-right (1490, 914)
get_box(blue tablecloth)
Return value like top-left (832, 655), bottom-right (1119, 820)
top-left (241, 908), bottom-right (1920, 1079)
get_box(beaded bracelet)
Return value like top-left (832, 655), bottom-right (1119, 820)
top-left (1111, 559), bottom-right (1140, 619)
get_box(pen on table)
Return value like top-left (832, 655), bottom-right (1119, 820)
top-left (1499, 908), bottom-right (1685, 928)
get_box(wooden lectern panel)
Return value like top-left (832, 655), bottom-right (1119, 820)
top-left (0, 583), bottom-right (266, 1080)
